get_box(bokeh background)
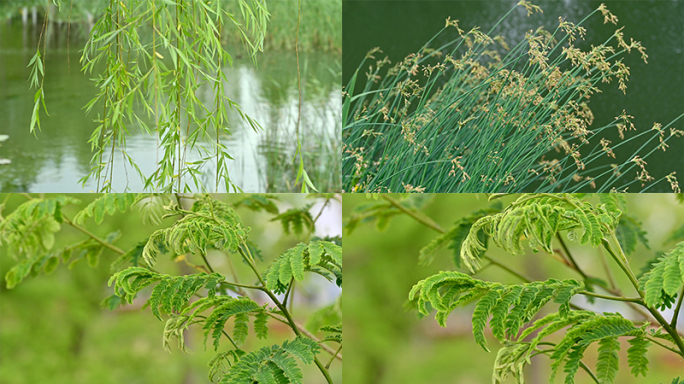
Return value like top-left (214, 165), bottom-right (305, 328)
top-left (344, 193), bottom-right (684, 384)
top-left (0, 193), bottom-right (342, 384)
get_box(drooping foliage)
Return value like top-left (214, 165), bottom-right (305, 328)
top-left (141, 197), bottom-right (248, 267)
top-left (458, 193), bottom-right (621, 271)
top-left (408, 271), bottom-right (583, 349)
top-left (418, 201), bottom-right (503, 267)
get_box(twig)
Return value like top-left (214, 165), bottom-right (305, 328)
top-left (326, 345), bottom-right (342, 369)
top-left (383, 194), bottom-right (533, 283)
top-left (672, 287), bottom-right (684, 329)
top-left (579, 291), bottom-right (642, 303)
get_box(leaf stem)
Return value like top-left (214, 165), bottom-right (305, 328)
top-left (238, 243), bottom-right (335, 383)
top-left (382, 195), bottom-right (532, 282)
top-left (326, 345), bottom-right (342, 369)
top-left (63, 216), bottom-right (125, 256)
top-left (644, 306), bottom-right (684, 356)
top-left (578, 291), bottom-right (642, 303)
top-left (601, 238), bottom-right (641, 295)
top-left (381, 194), bottom-right (444, 232)
top-left (672, 287), bottom-right (684, 329)
top-left (556, 233), bottom-right (587, 279)
top-left (645, 335), bottom-right (683, 356)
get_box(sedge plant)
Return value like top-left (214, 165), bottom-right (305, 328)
top-left (0, 193), bottom-right (342, 383)
top-left (345, 193), bottom-right (684, 384)
top-left (343, 2), bottom-right (683, 193)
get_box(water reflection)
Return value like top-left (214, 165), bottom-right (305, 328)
top-left (0, 21), bottom-right (341, 192)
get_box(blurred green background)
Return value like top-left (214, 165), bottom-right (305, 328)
top-left (343, 193), bottom-right (684, 384)
top-left (0, 194), bottom-right (342, 384)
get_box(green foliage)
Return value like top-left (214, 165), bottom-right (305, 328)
top-left (639, 242), bottom-right (684, 309)
top-left (1, 193), bottom-right (340, 384)
top-left (108, 267), bottom-right (224, 317)
top-left (459, 194), bottom-right (620, 271)
top-left (419, 201), bottom-right (502, 267)
top-left (408, 271), bottom-right (583, 351)
top-left (319, 324), bottom-right (342, 344)
top-left (232, 195), bottom-right (281, 215)
top-left (220, 337), bottom-right (320, 384)
top-left (142, 199), bottom-right (247, 267)
top-left (596, 337), bottom-right (620, 384)
top-left (343, 1), bottom-right (683, 193)
top-left (271, 205), bottom-right (315, 236)
top-left (73, 194), bottom-right (137, 225)
top-left (266, 240), bottom-right (342, 294)
top-left (344, 194), bottom-right (434, 234)
top-left (4, 252), bottom-right (61, 289)
top-left (627, 334), bottom-right (650, 377)
top-left (616, 214), bottom-right (650, 255)
top-left (18, 0), bottom-right (333, 192)
top-left (0, 195), bottom-right (80, 258)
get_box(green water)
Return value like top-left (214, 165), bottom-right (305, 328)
top-left (0, 20), bottom-right (341, 192)
top-left (343, 0), bottom-right (684, 192)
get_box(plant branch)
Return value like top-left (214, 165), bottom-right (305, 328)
top-left (672, 287), bottom-right (684, 329)
top-left (645, 306), bottom-right (684, 356)
top-left (601, 238), bottom-right (641, 295)
top-left (326, 345), bottom-right (342, 369)
top-left (265, 312), bottom-right (343, 362)
top-left (556, 233), bottom-right (588, 279)
top-left (63, 216), bottom-right (125, 256)
top-left (646, 336), bottom-right (683, 356)
top-left (237, 243), bottom-right (334, 383)
top-left (382, 195), bottom-right (533, 283)
top-left (381, 194), bottom-right (444, 232)
top-left (579, 361), bottom-right (600, 384)
top-left (578, 291), bottom-right (642, 303)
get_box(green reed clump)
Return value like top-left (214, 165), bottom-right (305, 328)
top-left (196, 0), bottom-right (341, 53)
top-left (343, 1), bottom-right (683, 193)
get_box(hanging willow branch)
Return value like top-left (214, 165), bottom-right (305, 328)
top-left (37, 0), bottom-right (270, 192)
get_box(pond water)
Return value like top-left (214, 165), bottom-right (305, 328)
top-left (343, 0), bottom-right (683, 192)
top-left (0, 20), bottom-right (341, 192)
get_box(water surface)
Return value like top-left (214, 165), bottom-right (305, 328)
top-left (0, 21), bottom-right (341, 192)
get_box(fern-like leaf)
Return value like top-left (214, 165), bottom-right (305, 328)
top-left (254, 311), bottom-right (269, 340)
top-left (408, 271), bottom-right (584, 348)
top-left (459, 194), bottom-right (619, 272)
top-left (141, 199), bottom-right (247, 267)
top-left (0, 196), bottom-right (79, 258)
top-left (596, 336), bottom-right (620, 384)
top-left (73, 194), bottom-right (136, 225)
top-left (108, 267), bottom-right (225, 319)
top-left (627, 335), bottom-right (650, 377)
top-left (220, 338), bottom-right (319, 384)
top-left (616, 214), bottom-right (650, 256)
top-left (266, 241), bottom-right (342, 294)
top-left (639, 242), bottom-right (684, 309)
